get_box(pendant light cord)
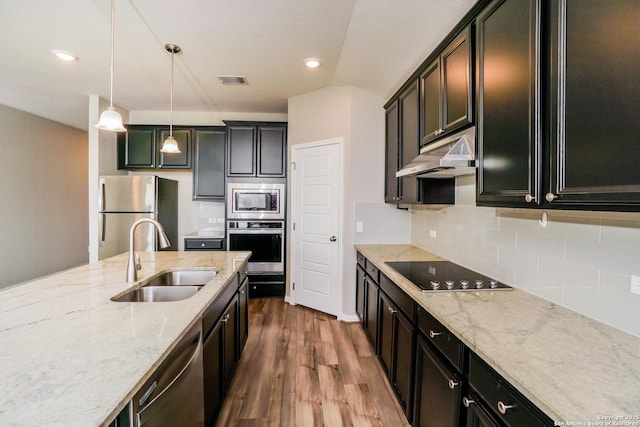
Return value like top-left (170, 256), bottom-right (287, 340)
top-left (169, 49), bottom-right (174, 137)
top-left (109, 0), bottom-right (115, 109)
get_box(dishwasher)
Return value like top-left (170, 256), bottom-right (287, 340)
top-left (132, 322), bottom-right (204, 427)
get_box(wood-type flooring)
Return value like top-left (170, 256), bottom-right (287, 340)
top-left (215, 297), bottom-right (410, 427)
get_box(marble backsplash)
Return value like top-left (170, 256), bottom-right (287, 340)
top-left (410, 175), bottom-right (640, 337)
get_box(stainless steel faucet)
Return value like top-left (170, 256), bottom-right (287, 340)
top-left (126, 218), bottom-right (171, 283)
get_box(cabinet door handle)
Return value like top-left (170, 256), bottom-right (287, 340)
top-left (497, 401), bottom-right (515, 414)
top-left (387, 306), bottom-right (397, 314)
top-left (545, 192), bottom-right (557, 202)
top-left (524, 193), bottom-right (535, 203)
top-left (448, 379), bottom-right (458, 389)
top-left (221, 314), bottom-right (230, 323)
top-left (429, 330), bottom-right (442, 339)
top-left (462, 397), bottom-right (475, 408)
top-left (240, 289), bottom-right (245, 295)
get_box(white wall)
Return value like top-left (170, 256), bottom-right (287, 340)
top-left (0, 104), bottom-right (89, 288)
top-left (411, 174), bottom-right (640, 337)
top-left (288, 86), bottom-right (410, 317)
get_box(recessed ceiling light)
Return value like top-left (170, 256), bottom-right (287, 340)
top-left (217, 75), bottom-right (248, 85)
top-left (52, 49), bottom-right (79, 62)
top-left (304, 58), bottom-right (321, 68)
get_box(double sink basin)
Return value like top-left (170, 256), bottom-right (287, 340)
top-left (112, 269), bottom-right (218, 302)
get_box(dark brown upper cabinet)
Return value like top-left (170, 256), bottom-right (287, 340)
top-left (421, 26), bottom-right (473, 146)
top-left (477, 0), bottom-right (640, 210)
top-left (117, 125), bottom-right (192, 170)
top-left (384, 100), bottom-right (400, 204)
top-left (385, 81), bottom-right (422, 205)
top-left (192, 127), bottom-right (226, 200)
top-left (225, 122), bottom-right (287, 178)
top-left (547, 0), bottom-right (640, 209)
top-left (476, 0), bottom-right (541, 207)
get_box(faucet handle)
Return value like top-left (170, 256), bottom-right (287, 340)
top-left (134, 252), bottom-right (142, 271)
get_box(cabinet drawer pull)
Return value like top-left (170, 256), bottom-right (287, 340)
top-left (388, 306), bottom-right (397, 314)
top-left (545, 192), bottom-right (557, 202)
top-left (524, 193), bottom-right (535, 203)
top-left (462, 397), bottom-right (474, 407)
top-left (497, 401), bottom-right (515, 414)
top-left (429, 330), bottom-right (442, 339)
top-left (448, 379), bottom-right (458, 389)
top-left (221, 314), bottom-right (230, 323)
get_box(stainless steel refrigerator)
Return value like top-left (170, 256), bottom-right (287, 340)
top-left (98, 176), bottom-right (178, 260)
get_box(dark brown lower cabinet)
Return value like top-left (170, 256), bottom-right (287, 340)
top-left (355, 254), bottom-right (554, 427)
top-left (379, 292), bottom-right (415, 420)
top-left (238, 277), bottom-right (249, 355)
top-left (464, 391), bottom-right (502, 427)
top-left (203, 292), bottom-right (239, 427)
top-left (413, 335), bottom-right (462, 427)
top-left (468, 352), bottom-right (553, 426)
top-left (355, 265), bottom-right (366, 325)
top-left (365, 277), bottom-right (379, 350)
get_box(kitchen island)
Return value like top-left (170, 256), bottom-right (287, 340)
top-left (0, 250), bottom-right (250, 427)
top-left (356, 244), bottom-right (640, 425)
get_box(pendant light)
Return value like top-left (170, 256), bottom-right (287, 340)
top-left (160, 44), bottom-right (181, 153)
top-left (95, 0), bottom-right (126, 132)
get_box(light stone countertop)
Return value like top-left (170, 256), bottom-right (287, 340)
top-left (0, 250), bottom-right (250, 427)
top-left (355, 244), bottom-right (640, 425)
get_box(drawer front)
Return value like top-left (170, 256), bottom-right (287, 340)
top-left (469, 352), bottom-right (552, 427)
top-left (418, 306), bottom-right (464, 372)
top-left (357, 251), bottom-right (365, 268)
top-left (185, 238), bottom-right (224, 250)
top-left (380, 273), bottom-right (415, 323)
top-left (365, 260), bottom-right (379, 284)
top-left (203, 274), bottom-right (238, 338)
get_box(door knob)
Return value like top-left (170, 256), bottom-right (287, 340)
top-left (330, 236), bottom-right (337, 242)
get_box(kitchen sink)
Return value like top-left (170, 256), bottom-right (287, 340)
top-left (112, 285), bottom-right (203, 302)
top-left (111, 269), bottom-right (218, 302)
top-left (144, 269), bottom-right (217, 287)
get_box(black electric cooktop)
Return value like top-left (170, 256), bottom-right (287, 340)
top-left (385, 261), bottom-right (512, 292)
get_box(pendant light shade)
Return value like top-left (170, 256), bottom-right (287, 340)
top-left (95, 0), bottom-right (125, 132)
top-left (161, 135), bottom-right (180, 153)
top-left (160, 44), bottom-right (181, 154)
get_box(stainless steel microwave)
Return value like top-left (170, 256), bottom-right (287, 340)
top-left (227, 182), bottom-right (285, 219)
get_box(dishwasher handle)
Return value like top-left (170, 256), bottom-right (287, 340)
top-left (136, 329), bottom-right (203, 425)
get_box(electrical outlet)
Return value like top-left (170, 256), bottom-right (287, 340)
top-left (429, 229), bottom-right (437, 239)
top-left (631, 275), bottom-right (640, 295)
top-left (207, 218), bottom-right (216, 224)
top-left (217, 218), bottom-right (225, 223)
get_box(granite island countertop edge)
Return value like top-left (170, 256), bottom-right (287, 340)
top-left (0, 250), bottom-right (250, 427)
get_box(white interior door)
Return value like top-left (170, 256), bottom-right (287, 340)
top-left (291, 139), bottom-right (342, 316)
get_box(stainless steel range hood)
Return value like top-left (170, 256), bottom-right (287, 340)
top-left (396, 126), bottom-right (476, 178)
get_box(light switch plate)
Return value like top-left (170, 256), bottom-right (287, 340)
top-left (631, 275), bottom-right (640, 295)
top-left (429, 229), bottom-right (437, 239)
top-left (356, 221), bottom-right (364, 233)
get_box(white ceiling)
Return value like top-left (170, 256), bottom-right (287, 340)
top-left (0, 0), bottom-right (476, 130)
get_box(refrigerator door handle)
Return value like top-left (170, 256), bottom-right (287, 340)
top-left (99, 179), bottom-right (106, 212)
top-left (99, 214), bottom-right (106, 247)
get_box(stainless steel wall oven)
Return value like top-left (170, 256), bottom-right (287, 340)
top-left (227, 220), bottom-right (284, 275)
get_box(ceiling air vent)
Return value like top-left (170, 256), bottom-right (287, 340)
top-left (217, 75), bottom-right (248, 85)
